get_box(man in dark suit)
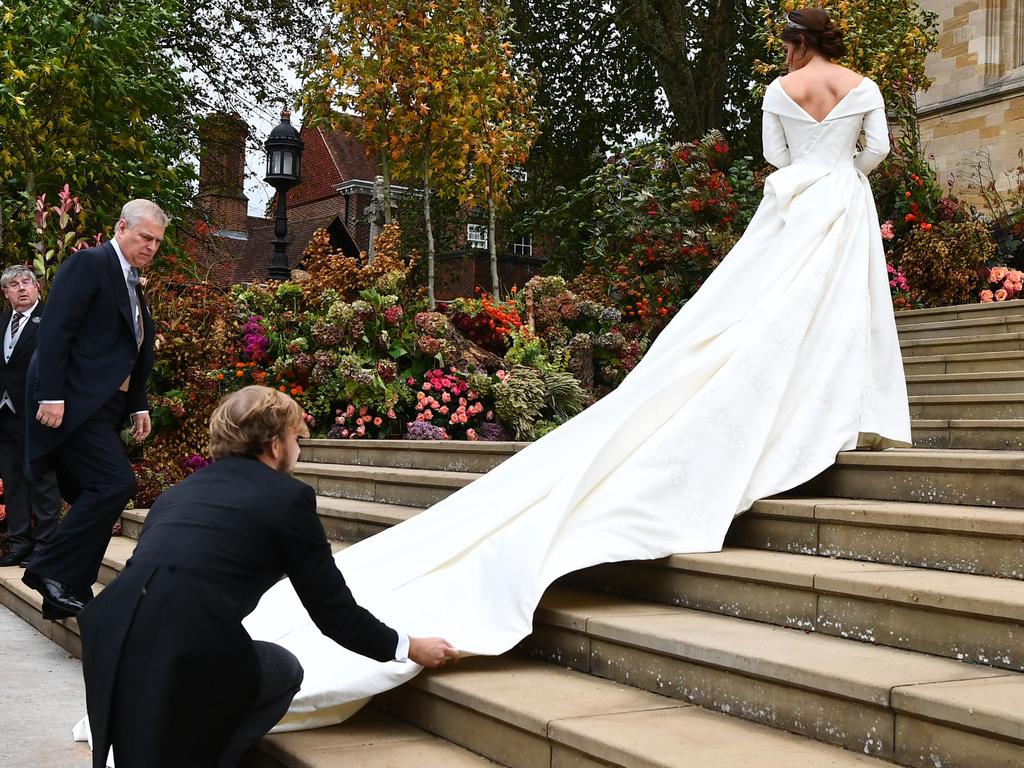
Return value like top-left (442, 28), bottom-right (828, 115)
top-left (0, 266), bottom-right (61, 567)
top-left (79, 385), bottom-right (458, 767)
top-left (22, 199), bottom-right (163, 619)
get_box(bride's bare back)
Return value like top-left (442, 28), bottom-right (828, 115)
top-left (780, 63), bottom-right (865, 123)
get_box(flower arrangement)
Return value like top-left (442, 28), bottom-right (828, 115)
top-left (408, 367), bottom-right (494, 439)
top-left (979, 267), bottom-right (1024, 302)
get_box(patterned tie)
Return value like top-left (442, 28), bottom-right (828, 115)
top-left (127, 267), bottom-right (143, 345)
top-left (9, 312), bottom-right (23, 338)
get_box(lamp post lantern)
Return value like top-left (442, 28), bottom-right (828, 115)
top-left (264, 109), bottom-right (304, 280)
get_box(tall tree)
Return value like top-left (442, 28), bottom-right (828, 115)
top-left (0, 0), bottom-right (195, 262)
top-left (458, 1), bottom-right (539, 299)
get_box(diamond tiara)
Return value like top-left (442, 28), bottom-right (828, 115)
top-left (786, 15), bottom-right (808, 30)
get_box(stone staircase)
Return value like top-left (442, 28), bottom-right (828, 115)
top-left (3, 299), bottom-right (1024, 767)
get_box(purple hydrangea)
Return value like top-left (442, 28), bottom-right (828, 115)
top-left (242, 316), bottom-right (270, 362)
top-left (477, 422), bottom-right (508, 442)
top-left (404, 421), bottom-right (449, 441)
top-left (182, 454), bottom-right (211, 475)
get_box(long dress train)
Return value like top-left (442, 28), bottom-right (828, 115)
top-left (243, 76), bottom-right (912, 731)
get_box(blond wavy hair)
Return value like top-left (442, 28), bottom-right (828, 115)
top-left (208, 385), bottom-right (309, 460)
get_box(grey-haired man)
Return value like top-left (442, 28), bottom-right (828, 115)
top-left (0, 265), bottom-right (60, 567)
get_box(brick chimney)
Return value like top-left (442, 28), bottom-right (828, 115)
top-left (198, 112), bottom-right (249, 233)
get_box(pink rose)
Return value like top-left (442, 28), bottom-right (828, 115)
top-left (373, 417), bottom-right (383, 426)
top-left (991, 267), bottom-right (1009, 282)
top-left (423, 409), bottom-right (433, 420)
top-left (880, 221), bottom-right (895, 240)
top-left (995, 288), bottom-right (1008, 301)
top-left (387, 409), bottom-right (396, 419)
top-left (439, 406), bottom-right (449, 415)
top-left (356, 425), bottom-right (366, 435)
top-left (486, 410), bottom-right (494, 420)
top-left (407, 377), bottom-right (416, 386)
top-left (466, 429), bottom-right (478, 441)
top-left (423, 382), bottom-right (432, 391)
top-left (442, 391), bottom-right (451, 403)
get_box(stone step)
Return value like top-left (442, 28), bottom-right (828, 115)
top-left (903, 351), bottom-right (1024, 376)
top-left (525, 588), bottom-right (1024, 767)
top-left (908, 393), bottom-right (1024, 420)
top-left (382, 655), bottom-right (897, 768)
top-left (299, 439), bottom-right (525, 473)
top-left (799, 448), bottom-right (1024, 509)
top-left (567, 546), bottom-right (1024, 670)
top-left (899, 332), bottom-right (1024, 358)
top-left (897, 314), bottom-right (1024, 342)
top-left (895, 299), bottom-right (1024, 328)
top-left (911, 419), bottom-right (1024, 450)
top-left (730, 497), bottom-right (1024, 580)
top-left (242, 708), bottom-right (501, 768)
top-left (292, 462), bottom-right (480, 508)
top-left (906, 371), bottom-right (1024, 395)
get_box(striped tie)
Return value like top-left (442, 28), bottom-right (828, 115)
top-left (127, 267), bottom-right (143, 345)
top-left (9, 312), bottom-right (23, 339)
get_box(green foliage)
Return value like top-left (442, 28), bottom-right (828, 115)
top-left (542, 369), bottom-right (585, 421)
top-left (0, 0), bottom-right (196, 263)
top-left (493, 365), bottom-right (546, 439)
top-left (528, 132), bottom-right (747, 333)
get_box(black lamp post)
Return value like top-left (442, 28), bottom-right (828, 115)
top-left (264, 109), bottom-right (304, 280)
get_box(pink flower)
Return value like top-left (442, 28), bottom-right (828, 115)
top-left (373, 417), bottom-right (383, 426)
top-left (466, 428), bottom-right (478, 441)
top-left (356, 425), bottom-right (366, 435)
top-left (880, 221), bottom-right (895, 240)
top-left (991, 267), bottom-right (1010, 282)
top-left (423, 382), bottom-right (432, 391)
top-left (387, 409), bottom-right (396, 419)
top-left (423, 409), bottom-right (433, 420)
top-left (459, 397), bottom-right (467, 407)
top-left (346, 404), bottom-right (356, 417)
top-left (341, 429), bottom-right (349, 437)
top-left (996, 288), bottom-right (1009, 301)
top-left (407, 377), bottom-right (416, 386)
top-left (417, 391), bottom-right (426, 401)
top-left (439, 406), bottom-right (449, 415)
top-left (442, 391), bottom-right (451, 403)
top-left (486, 410), bottom-right (494, 420)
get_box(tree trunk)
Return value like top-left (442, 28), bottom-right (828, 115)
top-left (381, 150), bottom-right (393, 225)
top-left (615, 0), bottom-right (743, 140)
top-left (487, 167), bottom-right (499, 300)
top-left (422, 138), bottom-right (436, 310)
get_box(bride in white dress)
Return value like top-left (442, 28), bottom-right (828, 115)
top-left (244, 7), bottom-right (912, 732)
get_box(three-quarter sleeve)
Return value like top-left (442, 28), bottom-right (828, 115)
top-left (855, 106), bottom-right (890, 175)
top-left (281, 484), bottom-right (399, 662)
top-left (762, 110), bottom-right (791, 169)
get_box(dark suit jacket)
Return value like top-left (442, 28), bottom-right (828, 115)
top-left (25, 241), bottom-right (154, 476)
top-left (0, 302), bottom-right (43, 430)
top-left (78, 457), bottom-right (399, 768)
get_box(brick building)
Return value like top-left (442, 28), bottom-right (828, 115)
top-left (917, 0), bottom-right (1024, 191)
top-left (191, 112), bottom-right (545, 296)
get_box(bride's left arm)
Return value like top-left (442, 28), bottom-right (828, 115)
top-left (855, 107), bottom-right (890, 175)
top-left (762, 110), bottom-right (791, 168)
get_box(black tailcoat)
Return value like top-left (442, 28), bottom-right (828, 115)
top-left (25, 241), bottom-right (154, 478)
top-left (0, 302), bottom-right (42, 416)
top-left (78, 457), bottom-right (399, 768)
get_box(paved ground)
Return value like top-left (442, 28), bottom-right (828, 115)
top-left (1, 605), bottom-right (92, 767)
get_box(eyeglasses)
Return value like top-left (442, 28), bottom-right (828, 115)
top-left (4, 278), bottom-right (35, 289)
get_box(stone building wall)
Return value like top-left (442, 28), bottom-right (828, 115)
top-left (917, 0), bottom-right (1024, 192)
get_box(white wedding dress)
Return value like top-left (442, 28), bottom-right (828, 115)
top-left (75, 76), bottom-right (911, 754)
top-left (237, 75), bottom-right (912, 731)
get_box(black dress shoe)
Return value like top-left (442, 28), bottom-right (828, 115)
top-left (22, 571), bottom-right (85, 620)
top-left (0, 548), bottom-right (31, 567)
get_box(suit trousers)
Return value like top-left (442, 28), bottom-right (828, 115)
top-left (0, 407), bottom-right (60, 553)
top-left (217, 642), bottom-right (304, 768)
top-left (25, 392), bottom-right (136, 595)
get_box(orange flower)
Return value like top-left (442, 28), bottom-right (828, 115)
top-left (919, 222), bottom-right (932, 232)
top-left (235, 370), bottom-right (244, 378)
top-left (216, 373), bottom-right (224, 380)
top-left (278, 385), bottom-right (286, 392)
top-left (980, 290), bottom-right (994, 303)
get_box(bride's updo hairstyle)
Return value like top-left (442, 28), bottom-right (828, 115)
top-left (781, 8), bottom-right (847, 60)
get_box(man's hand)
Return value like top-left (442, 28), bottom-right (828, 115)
top-left (130, 412), bottom-right (152, 441)
top-left (36, 402), bottom-right (64, 429)
top-left (408, 636), bottom-right (460, 668)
